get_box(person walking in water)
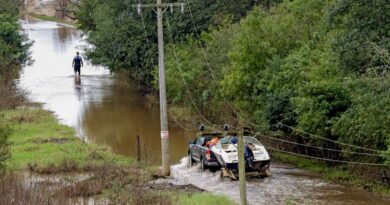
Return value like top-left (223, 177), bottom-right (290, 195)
top-left (72, 52), bottom-right (83, 76)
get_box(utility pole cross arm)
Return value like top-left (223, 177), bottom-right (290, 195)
top-left (132, 2), bottom-right (184, 8)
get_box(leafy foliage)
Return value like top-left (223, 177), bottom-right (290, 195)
top-left (78, 0), bottom-right (390, 165)
top-left (0, 0), bottom-right (32, 109)
top-left (76, 0), bottom-right (269, 88)
top-left (0, 0), bottom-right (32, 79)
top-left (0, 0), bottom-right (31, 172)
top-left (164, 0), bottom-right (390, 164)
top-left (328, 0), bottom-right (390, 74)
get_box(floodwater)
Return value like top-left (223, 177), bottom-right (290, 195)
top-left (20, 16), bottom-right (194, 164)
top-left (168, 158), bottom-right (390, 205)
top-left (19, 16), bottom-right (390, 204)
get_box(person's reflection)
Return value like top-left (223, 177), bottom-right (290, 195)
top-left (74, 75), bottom-right (82, 101)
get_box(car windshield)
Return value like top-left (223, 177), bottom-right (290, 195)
top-left (214, 136), bottom-right (263, 149)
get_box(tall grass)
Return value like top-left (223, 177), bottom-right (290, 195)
top-left (0, 116), bottom-right (11, 175)
top-left (0, 73), bottom-right (27, 110)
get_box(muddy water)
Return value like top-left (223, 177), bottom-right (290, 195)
top-left (20, 16), bottom-right (194, 164)
top-left (169, 158), bottom-right (390, 205)
top-left (20, 16), bottom-right (390, 204)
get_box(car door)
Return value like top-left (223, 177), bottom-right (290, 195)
top-left (193, 137), bottom-right (204, 162)
top-left (188, 138), bottom-right (197, 160)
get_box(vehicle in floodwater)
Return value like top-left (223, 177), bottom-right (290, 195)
top-left (188, 133), bottom-right (221, 170)
top-left (188, 130), bottom-right (271, 179)
top-left (211, 135), bottom-right (271, 179)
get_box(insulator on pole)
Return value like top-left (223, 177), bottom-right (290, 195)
top-left (199, 123), bottom-right (205, 131)
top-left (181, 3), bottom-right (185, 14)
top-left (223, 124), bottom-right (229, 131)
top-left (137, 4), bottom-right (141, 15)
top-left (170, 3), bottom-right (173, 13)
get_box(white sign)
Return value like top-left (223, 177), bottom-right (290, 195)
top-left (161, 131), bottom-right (169, 139)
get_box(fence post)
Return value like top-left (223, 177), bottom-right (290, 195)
top-left (136, 135), bottom-right (141, 162)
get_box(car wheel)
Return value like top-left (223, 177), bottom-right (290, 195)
top-left (201, 157), bottom-right (207, 171)
top-left (188, 153), bottom-right (193, 168)
top-left (259, 166), bottom-right (271, 178)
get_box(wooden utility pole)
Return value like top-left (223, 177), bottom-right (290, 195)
top-left (133, 1), bottom-right (184, 176)
top-left (238, 123), bottom-right (247, 205)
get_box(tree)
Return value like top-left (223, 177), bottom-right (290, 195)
top-left (0, 0), bottom-right (31, 78)
top-left (0, 0), bottom-right (32, 109)
top-left (221, 0), bottom-right (327, 125)
top-left (76, 0), bottom-right (268, 88)
top-left (328, 0), bottom-right (390, 75)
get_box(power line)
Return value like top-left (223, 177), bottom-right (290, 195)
top-left (265, 146), bottom-right (389, 167)
top-left (258, 134), bottom-right (384, 157)
top-left (182, 1), bottom-right (389, 160)
top-left (166, 1), bottom-right (388, 169)
top-left (133, 0), bottom-right (187, 176)
top-left (184, 0), bottom-right (268, 130)
top-left (137, 0), bottom-right (153, 61)
top-left (165, 15), bottom-right (227, 130)
top-left (278, 123), bottom-right (386, 153)
top-left (138, 2), bottom-right (238, 132)
top-left (168, 109), bottom-right (198, 131)
top-left (137, 0), bottom-right (220, 132)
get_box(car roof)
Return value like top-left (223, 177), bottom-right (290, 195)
top-left (197, 132), bottom-right (238, 138)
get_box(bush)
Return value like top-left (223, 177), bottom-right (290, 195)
top-left (0, 116), bottom-right (11, 175)
top-left (0, 0), bottom-right (32, 109)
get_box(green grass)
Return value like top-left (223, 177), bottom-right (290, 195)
top-left (174, 193), bottom-right (237, 205)
top-left (28, 13), bottom-right (77, 27)
top-left (1, 108), bottom-right (236, 204)
top-left (1, 109), bottom-right (133, 172)
top-left (272, 152), bottom-right (390, 196)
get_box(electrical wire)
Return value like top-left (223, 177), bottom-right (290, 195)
top-left (183, 0), bottom-right (388, 157)
top-left (135, 0), bottom-right (390, 169)
top-left (258, 134), bottom-right (384, 157)
top-left (165, 15), bottom-right (227, 130)
top-left (136, 0), bottom-right (199, 131)
top-left (265, 146), bottom-right (389, 167)
top-left (184, 0), bottom-right (267, 129)
top-left (249, 130), bottom-right (388, 166)
top-left (136, 1), bottom-right (237, 132)
top-left (278, 123), bottom-right (386, 153)
top-left (167, 109), bottom-right (198, 131)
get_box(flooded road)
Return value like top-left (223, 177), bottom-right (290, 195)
top-left (20, 16), bottom-right (390, 204)
top-left (20, 16), bottom-right (193, 164)
top-left (168, 158), bottom-right (390, 205)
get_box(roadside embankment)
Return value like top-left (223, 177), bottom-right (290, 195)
top-left (0, 108), bottom-right (236, 204)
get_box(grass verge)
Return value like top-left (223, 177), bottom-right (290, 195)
top-left (2, 109), bottom-right (132, 172)
top-left (1, 108), bottom-right (236, 204)
top-left (272, 152), bottom-right (390, 196)
top-left (174, 193), bottom-right (237, 205)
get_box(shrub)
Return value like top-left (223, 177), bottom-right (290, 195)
top-left (0, 116), bottom-right (11, 175)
